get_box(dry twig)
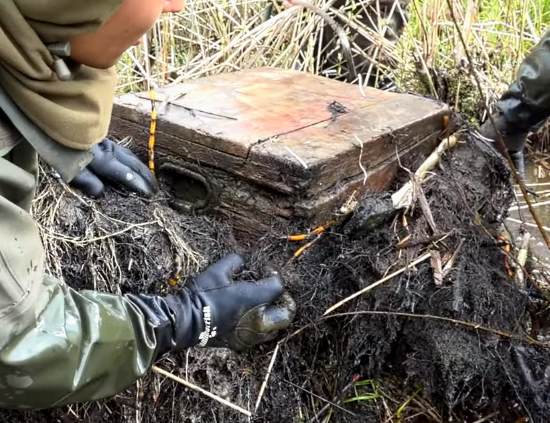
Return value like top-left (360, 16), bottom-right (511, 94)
top-left (254, 343), bottom-right (280, 412)
top-left (516, 233), bottom-right (531, 289)
top-left (152, 365), bottom-right (252, 417)
top-left (392, 135), bottom-right (459, 210)
top-left (324, 252), bottom-right (431, 315)
top-left (430, 250), bottom-right (444, 286)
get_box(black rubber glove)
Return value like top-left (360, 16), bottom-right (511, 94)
top-left (71, 138), bottom-right (158, 197)
top-left (127, 254), bottom-right (296, 355)
top-left (479, 111), bottom-right (529, 177)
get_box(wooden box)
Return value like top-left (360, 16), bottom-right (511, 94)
top-left (110, 68), bottom-right (449, 238)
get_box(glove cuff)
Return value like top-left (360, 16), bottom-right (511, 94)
top-left (125, 287), bottom-right (207, 361)
top-left (164, 287), bottom-right (207, 349)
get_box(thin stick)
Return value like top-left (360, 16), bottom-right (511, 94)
top-left (506, 217), bottom-right (550, 233)
top-left (392, 136), bottom-right (459, 210)
top-left (281, 378), bottom-right (356, 417)
top-left (508, 199), bottom-right (550, 212)
top-left (284, 146), bottom-right (309, 169)
top-left (515, 188), bottom-right (550, 196)
top-left (327, 311), bottom-right (548, 348)
top-left (152, 365), bottom-right (252, 417)
top-left (324, 253), bottom-right (431, 315)
top-left (39, 221), bottom-right (156, 246)
top-left (280, 306), bottom-right (548, 348)
top-left (517, 182), bottom-right (550, 187)
top-left (254, 343), bottom-right (280, 412)
top-left (148, 89), bottom-right (158, 173)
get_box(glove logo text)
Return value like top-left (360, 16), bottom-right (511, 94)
top-left (198, 306), bottom-right (217, 347)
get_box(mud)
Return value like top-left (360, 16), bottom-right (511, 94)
top-left (1, 133), bottom-right (549, 422)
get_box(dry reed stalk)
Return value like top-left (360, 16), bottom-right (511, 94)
top-left (324, 252), bottom-right (431, 315)
top-left (152, 365), bottom-right (252, 417)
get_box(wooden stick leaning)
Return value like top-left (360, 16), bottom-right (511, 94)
top-left (254, 343), bottom-right (280, 412)
top-left (392, 135), bottom-right (459, 210)
top-left (152, 365), bottom-right (252, 417)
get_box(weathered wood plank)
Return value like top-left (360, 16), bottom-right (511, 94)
top-left (114, 68), bottom-right (371, 158)
top-left (113, 68), bottom-right (449, 194)
top-left (250, 96), bottom-right (448, 194)
top-left (110, 116), bottom-right (308, 194)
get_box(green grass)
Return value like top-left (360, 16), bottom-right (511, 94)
top-left (343, 379), bottom-right (382, 404)
top-left (395, 0), bottom-right (550, 119)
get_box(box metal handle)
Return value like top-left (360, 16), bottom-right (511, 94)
top-left (159, 162), bottom-right (215, 213)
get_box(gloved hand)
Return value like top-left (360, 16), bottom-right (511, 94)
top-left (128, 254), bottom-right (296, 354)
top-left (479, 111), bottom-right (529, 176)
top-left (71, 138), bottom-right (158, 197)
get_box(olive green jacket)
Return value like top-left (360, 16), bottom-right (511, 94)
top-left (0, 95), bottom-right (159, 408)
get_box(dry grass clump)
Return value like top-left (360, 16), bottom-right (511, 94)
top-left (117, 0), bottom-right (550, 123)
top-left (33, 165), bottom-right (215, 294)
top-left (395, 0), bottom-right (550, 120)
top-left (117, 0), bottom-right (407, 91)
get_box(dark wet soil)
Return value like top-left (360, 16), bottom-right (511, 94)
top-left (1, 133), bottom-right (549, 422)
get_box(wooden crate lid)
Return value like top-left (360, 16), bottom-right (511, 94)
top-left (113, 68), bottom-right (449, 195)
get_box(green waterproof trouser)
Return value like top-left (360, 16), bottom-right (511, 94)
top-left (0, 117), bottom-right (158, 408)
top-left (499, 30), bottom-right (550, 148)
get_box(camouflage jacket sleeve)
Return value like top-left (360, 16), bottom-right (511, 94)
top-left (498, 30), bottom-right (550, 129)
top-left (0, 134), bottom-right (160, 409)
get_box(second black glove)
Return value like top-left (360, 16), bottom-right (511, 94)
top-left (71, 138), bottom-right (158, 197)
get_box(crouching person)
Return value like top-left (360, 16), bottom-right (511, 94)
top-left (0, 0), bottom-right (295, 408)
